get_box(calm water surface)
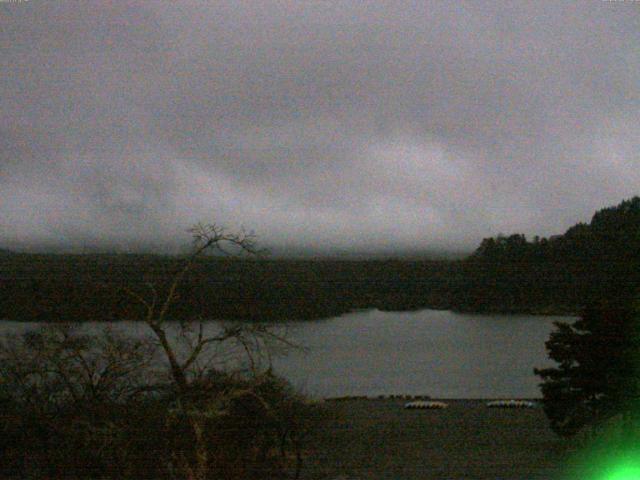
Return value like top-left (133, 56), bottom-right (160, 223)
top-left (0, 309), bottom-right (573, 399)
top-left (274, 309), bottom-right (570, 398)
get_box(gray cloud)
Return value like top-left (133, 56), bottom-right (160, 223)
top-left (1, 1), bottom-right (639, 254)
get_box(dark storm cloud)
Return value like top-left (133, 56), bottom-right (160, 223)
top-left (1, 1), bottom-right (639, 254)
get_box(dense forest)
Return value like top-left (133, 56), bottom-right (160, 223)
top-left (1, 197), bottom-right (639, 322)
top-left (458, 196), bottom-right (640, 313)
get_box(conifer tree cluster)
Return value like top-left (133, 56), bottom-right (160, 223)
top-left (535, 300), bottom-right (640, 437)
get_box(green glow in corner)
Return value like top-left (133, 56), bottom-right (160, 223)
top-left (563, 452), bottom-right (640, 480)
top-left (570, 448), bottom-right (640, 480)
top-left (605, 462), bottom-right (640, 480)
top-left (562, 418), bottom-right (640, 480)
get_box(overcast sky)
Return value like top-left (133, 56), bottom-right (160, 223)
top-left (1, 1), bottom-right (639, 255)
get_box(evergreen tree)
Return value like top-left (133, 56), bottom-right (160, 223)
top-left (535, 300), bottom-right (640, 437)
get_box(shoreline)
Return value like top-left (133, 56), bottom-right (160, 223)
top-left (324, 395), bottom-right (543, 401)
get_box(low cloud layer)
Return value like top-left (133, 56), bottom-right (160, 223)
top-left (1, 1), bottom-right (639, 255)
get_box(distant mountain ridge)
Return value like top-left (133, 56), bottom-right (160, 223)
top-left (1, 197), bottom-right (638, 322)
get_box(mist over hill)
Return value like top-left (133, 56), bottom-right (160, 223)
top-left (0, 197), bottom-right (638, 322)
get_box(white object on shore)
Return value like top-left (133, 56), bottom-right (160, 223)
top-left (404, 400), bottom-right (448, 409)
top-left (486, 400), bottom-right (537, 409)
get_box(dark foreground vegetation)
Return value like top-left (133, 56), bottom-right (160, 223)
top-left (0, 226), bottom-right (328, 479)
top-left (0, 325), bottom-right (323, 479)
top-left (303, 398), bottom-right (567, 480)
top-left (306, 399), bottom-right (640, 480)
top-left (1, 197), bottom-right (639, 321)
top-left (536, 300), bottom-right (640, 439)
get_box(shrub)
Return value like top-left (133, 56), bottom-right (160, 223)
top-left (0, 326), bottom-right (321, 479)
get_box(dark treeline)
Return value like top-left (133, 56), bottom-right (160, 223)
top-left (1, 197), bottom-right (639, 322)
top-left (0, 255), bottom-right (461, 322)
top-left (458, 196), bottom-right (640, 313)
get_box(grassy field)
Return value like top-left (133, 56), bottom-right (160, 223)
top-left (302, 399), bottom-right (569, 480)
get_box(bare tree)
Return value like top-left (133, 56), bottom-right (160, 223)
top-left (125, 223), bottom-right (298, 479)
top-left (0, 224), bottom-right (312, 479)
top-left (0, 324), bottom-right (155, 412)
top-left (0, 324), bottom-right (159, 478)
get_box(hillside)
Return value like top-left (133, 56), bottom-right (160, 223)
top-left (455, 196), bottom-right (640, 313)
top-left (0, 198), bottom-right (638, 322)
top-left (0, 254), bottom-right (461, 322)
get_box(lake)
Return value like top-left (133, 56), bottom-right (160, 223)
top-left (0, 309), bottom-right (573, 399)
